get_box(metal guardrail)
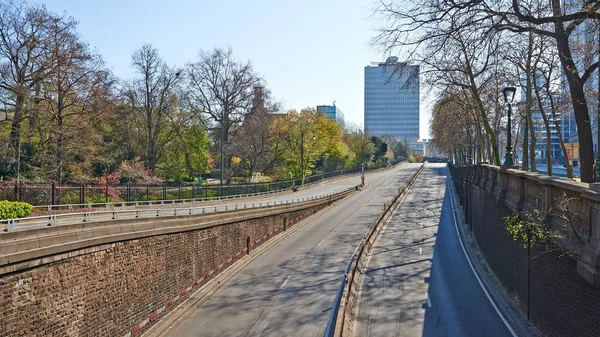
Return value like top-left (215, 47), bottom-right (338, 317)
top-left (28, 165), bottom-right (382, 212)
top-left (1, 186), bottom-right (358, 232)
top-left (323, 163), bottom-right (426, 337)
top-left (31, 186), bottom-right (292, 212)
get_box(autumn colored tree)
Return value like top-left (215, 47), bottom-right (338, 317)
top-left (270, 108), bottom-right (348, 182)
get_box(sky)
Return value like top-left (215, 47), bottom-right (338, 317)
top-left (33, 0), bottom-right (431, 138)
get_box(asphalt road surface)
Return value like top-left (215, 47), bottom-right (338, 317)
top-left (164, 163), bottom-right (423, 337)
top-left (355, 164), bottom-right (513, 337)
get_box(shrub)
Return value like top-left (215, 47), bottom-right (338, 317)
top-left (408, 153), bottom-right (424, 163)
top-left (0, 200), bottom-right (33, 219)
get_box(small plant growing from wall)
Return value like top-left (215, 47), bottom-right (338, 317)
top-left (504, 193), bottom-right (584, 258)
top-left (503, 193), bottom-right (584, 320)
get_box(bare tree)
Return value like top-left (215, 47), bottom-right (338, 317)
top-left (229, 88), bottom-right (281, 181)
top-left (186, 47), bottom-right (261, 182)
top-left (372, 0), bottom-right (599, 181)
top-left (36, 13), bottom-right (112, 183)
top-left (123, 44), bottom-right (181, 171)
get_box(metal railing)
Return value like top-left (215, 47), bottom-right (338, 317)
top-left (323, 163), bottom-right (425, 337)
top-left (26, 160), bottom-right (402, 213)
top-left (1, 186), bottom-right (358, 232)
top-left (2, 160), bottom-right (403, 207)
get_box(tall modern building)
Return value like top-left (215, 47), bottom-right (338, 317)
top-left (316, 105), bottom-right (345, 125)
top-left (364, 57), bottom-right (421, 153)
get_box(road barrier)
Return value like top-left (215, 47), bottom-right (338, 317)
top-left (22, 160), bottom-right (403, 213)
top-left (1, 187), bottom-right (357, 232)
top-left (323, 163), bottom-right (426, 337)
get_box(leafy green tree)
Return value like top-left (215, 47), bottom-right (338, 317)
top-left (270, 107), bottom-right (347, 181)
top-left (371, 136), bottom-right (388, 163)
top-left (160, 123), bottom-right (211, 183)
top-left (346, 131), bottom-right (375, 167)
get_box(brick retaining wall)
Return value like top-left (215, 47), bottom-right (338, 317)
top-left (0, 199), bottom-right (335, 336)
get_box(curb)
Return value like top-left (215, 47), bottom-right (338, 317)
top-left (446, 173), bottom-right (540, 337)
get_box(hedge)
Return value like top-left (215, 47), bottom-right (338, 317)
top-left (0, 200), bottom-right (33, 220)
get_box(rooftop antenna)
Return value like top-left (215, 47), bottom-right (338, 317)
top-left (332, 100), bottom-right (336, 107)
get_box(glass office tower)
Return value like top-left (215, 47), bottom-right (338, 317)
top-left (364, 57), bottom-right (421, 153)
top-left (316, 105), bottom-right (345, 125)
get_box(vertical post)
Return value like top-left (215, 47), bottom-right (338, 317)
top-left (126, 183), bottom-right (130, 202)
top-left (300, 131), bottom-right (305, 185)
top-left (105, 180), bottom-right (109, 203)
top-left (14, 180), bottom-right (18, 202)
top-left (527, 226), bottom-right (531, 321)
top-left (146, 184), bottom-right (149, 201)
top-left (220, 111), bottom-right (224, 197)
top-left (178, 184), bottom-right (181, 200)
top-left (82, 183), bottom-right (86, 205)
top-left (192, 182), bottom-right (196, 199)
top-left (162, 184), bottom-right (166, 200)
top-left (51, 181), bottom-right (56, 206)
top-left (79, 183), bottom-right (84, 205)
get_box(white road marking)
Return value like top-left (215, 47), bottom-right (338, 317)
top-left (419, 247), bottom-right (422, 255)
top-left (446, 177), bottom-right (518, 337)
top-left (426, 293), bottom-right (431, 307)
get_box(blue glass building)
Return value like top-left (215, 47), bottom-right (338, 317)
top-left (364, 57), bottom-right (421, 153)
top-left (316, 105), bottom-right (345, 125)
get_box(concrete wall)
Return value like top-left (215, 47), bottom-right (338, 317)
top-left (451, 164), bottom-right (600, 337)
top-left (0, 192), bottom-right (350, 337)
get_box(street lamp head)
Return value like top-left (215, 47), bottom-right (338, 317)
top-left (503, 86), bottom-right (517, 103)
top-left (312, 134), bottom-right (316, 141)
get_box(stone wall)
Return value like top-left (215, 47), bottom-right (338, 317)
top-left (451, 164), bottom-right (600, 337)
top-left (0, 194), bottom-right (344, 337)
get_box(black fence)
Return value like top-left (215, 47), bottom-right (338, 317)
top-left (1, 159), bottom-right (402, 206)
top-left (449, 164), bottom-right (600, 337)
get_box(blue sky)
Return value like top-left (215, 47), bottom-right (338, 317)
top-left (33, 0), bottom-right (430, 137)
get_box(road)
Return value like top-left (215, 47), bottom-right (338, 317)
top-left (162, 163), bottom-right (423, 337)
top-left (354, 164), bottom-right (512, 337)
top-left (535, 164), bottom-right (579, 178)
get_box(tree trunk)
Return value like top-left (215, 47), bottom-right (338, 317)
top-left (57, 118), bottom-right (64, 184)
top-left (523, 112), bottom-right (529, 171)
top-left (546, 83), bottom-right (573, 178)
top-left (9, 94), bottom-right (25, 171)
top-left (533, 79), bottom-right (552, 176)
top-left (553, 12), bottom-right (594, 182)
top-left (528, 107), bottom-right (537, 172)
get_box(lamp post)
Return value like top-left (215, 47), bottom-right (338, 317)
top-left (300, 131), bottom-right (315, 185)
top-left (503, 86), bottom-right (517, 166)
